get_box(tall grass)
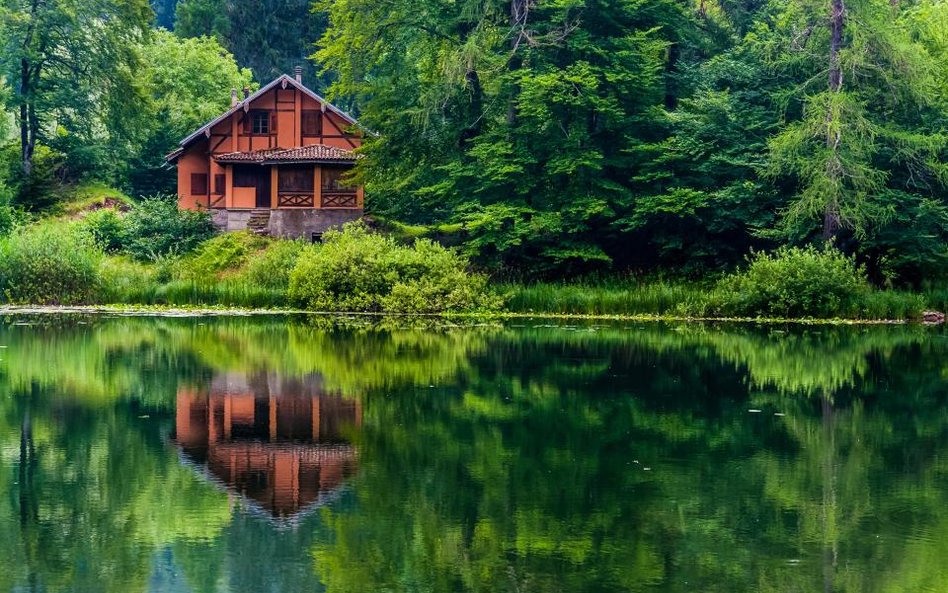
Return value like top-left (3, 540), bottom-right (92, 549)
top-left (502, 280), bottom-right (706, 316)
top-left (504, 278), bottom-right (926, 320)
top-left (102, 278), bottom-right (288, 309)
top-left (99, 252), bottom-right (290, 308)
top-left (0, 222), bottom-right (102, 304)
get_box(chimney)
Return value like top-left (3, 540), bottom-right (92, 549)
top-left (231, 88), bottom-right (238, 107)
top-left (294, 65), bottom-right (303, 84)
top-left (242, 87), bottom-right (251, 100)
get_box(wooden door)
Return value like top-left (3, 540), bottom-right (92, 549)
top-left (256, 167), bottom-right (271, 208)
top-left (234, 165), bottom-right (272, 209)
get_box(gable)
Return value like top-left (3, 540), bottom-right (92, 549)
top-left (169, 74), bottom-right (362, 161)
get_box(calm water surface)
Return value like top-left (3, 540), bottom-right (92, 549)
top-left (1, 315), bottom-right (947, 592)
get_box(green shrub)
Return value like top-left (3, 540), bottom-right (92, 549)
top-left (1, 144), bottom-right (68, 211)
top-left (711, 246), bottom-right (870, 318)
top-left (288, 222), bottom-right (501, 313)
top-left (174, 231), bottom-right (267, 281)
top-left (124, 194), bottom-right (216, 261)
top-left (79, 209), bottom-right (127, 253)
top-left (0, 223), bottom-right (103, 304)
top-left (0, 204), bottom-right (28, 238)
top-left (240, 238), bottom-right (307, 290)
top-left (99, 256), bottom-right (160, 303)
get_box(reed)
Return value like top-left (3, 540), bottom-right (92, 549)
top-left (502, 279), bottom-right (927, 320)
top-left (501, 279), bottom-right (707, 316)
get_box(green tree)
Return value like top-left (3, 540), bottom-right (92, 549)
top-left (128, 30), bottom-right (254, 194)
top-left (316, 0), bottom-right (705, 276)
top-left (0, 0), bottom-right (153, 186)
top-left (176, 0), bottom-right (331, 89)
top-left (763, 0), bottom-right (948, 247)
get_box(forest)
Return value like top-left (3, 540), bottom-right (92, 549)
top-left (2, 0), bottom-right (948, 316)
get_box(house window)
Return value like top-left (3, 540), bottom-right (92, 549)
top-left (190, 173), bottom-right (208, 196)
top-left (301, 110), bottom-right (322, 136)
top-left (278, 166), bottom-right (314, 193)
top-left (233, 166), bottom-right (259, 187)
top-left (321, 167), bottom-right (356, 193)
top-left (249, 110), bottom-right (271, 135)
top-left (213, 174), bottom-right (225, 195)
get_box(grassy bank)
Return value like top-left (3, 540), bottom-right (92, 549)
top-left (502, 281), bottom-right (929, 321)
top-left (0, 197), bottom-right (942, 322)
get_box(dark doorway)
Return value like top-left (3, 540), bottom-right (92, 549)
top-left (233, 165), bottom-right (272, 208)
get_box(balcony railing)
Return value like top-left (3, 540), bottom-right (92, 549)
top-left (321, 192), bottom-right (359, 208)
top-left (278, 193), bottom-right (315, 207)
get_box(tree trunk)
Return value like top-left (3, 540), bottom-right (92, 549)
top-left (19, 58), bottom-right (34, 177)
top-left (665, 42), bottom-right (680, 110)
top-left (460, 66), bottom-right (484, 145)
top-left (823, 0), bottom-right (845, 241)
top-left (507, 0), bottom-right (528, 127)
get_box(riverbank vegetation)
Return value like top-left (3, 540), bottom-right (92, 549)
top-left (0, 197), bottom-right (934, 320)
top-left (2, 0), bottom-right (948, 319)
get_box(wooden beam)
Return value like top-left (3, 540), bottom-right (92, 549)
top-left (294, 88), bottom-right (302, 147)
top-left (270, 166), bottom-right (278, 209)
top-left (315, 166), bottom-right (322, 209)
top-left (231, 113), bottom-right (239, 152)
top-left (324, 115), bottom-right (358, 148)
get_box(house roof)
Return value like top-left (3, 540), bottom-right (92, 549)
top-left (167, 74), bottom-right (361, 162)
top-left (214, 144), bottom-right (359, 164)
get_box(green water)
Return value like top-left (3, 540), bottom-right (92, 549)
top-left (1, 315), bottom-right (947, 592)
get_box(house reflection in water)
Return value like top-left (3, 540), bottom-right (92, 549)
top-left (174, 373), bottom-right (361, 520)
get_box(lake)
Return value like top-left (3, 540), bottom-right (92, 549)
top-left (1, 314), bottom-right (946, 592)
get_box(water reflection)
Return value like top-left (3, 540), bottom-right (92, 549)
top-left (174, 373), bottom-right (360, 520)
top-left (0, 316), bottom-right (946, 593)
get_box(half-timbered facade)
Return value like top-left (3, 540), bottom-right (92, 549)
top-left (166, 69), bottom-right (363, 239)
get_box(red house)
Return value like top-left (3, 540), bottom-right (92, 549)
top-left (166, 68), bottom-right (364, 239)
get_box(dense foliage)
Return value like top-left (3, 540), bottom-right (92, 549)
top-left (174, 0), bottom-right (331, 89)
top-left (121, 195), bottom-right (217, 260)
top-left (316, 0), bottom-right (948, 281)
top-left (711, 246), bottom-right (871, 318)
top-left (0, 223), bottom-right (102, 304)
top-left (2, 0), bottom-right (948, 293)
top-left (288, 223), bottom-right (501, 313)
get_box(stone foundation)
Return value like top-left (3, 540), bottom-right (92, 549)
top-left (211, 208), bottom-right (363, 240)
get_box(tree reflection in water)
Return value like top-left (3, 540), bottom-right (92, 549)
top-left (0, 316), bottom-right (945, 592)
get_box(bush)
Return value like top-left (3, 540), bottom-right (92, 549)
top-left (79, 209), bottom-right (127, 253)
top-left (0, 223), bottom-right (103, 304)
top-left (288, 223), bottom-right (501, 313)
top-left (123, 194), bottom-right (216, 261)
top-left (99, 256), bottom-right (160, 303)
top-left (173, 231), bottom-right (267, 281)
top-left (240, 238), bottom-right (307, 290)
top-left (710, 245), bottom-right (870, 318)
top-left (0, 144), bottom-right (69, 211)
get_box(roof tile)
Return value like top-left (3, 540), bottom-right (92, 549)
top-left (214, 144), bottom-right (359, 164)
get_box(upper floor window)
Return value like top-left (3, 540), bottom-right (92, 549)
top-left (190, 173), bottom-right (208, 196)
top-left (302, 110), bottom-right (322, 136)
top-left (248, 110), bottom-right (271, 135)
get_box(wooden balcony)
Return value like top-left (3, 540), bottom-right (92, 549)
top-left (278, 193), bottom-right (315, 207)
top-left (321, 192), bottom-right (358, 208)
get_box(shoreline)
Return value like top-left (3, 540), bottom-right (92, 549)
top-left (0, 304), bottom-right (934, 325)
